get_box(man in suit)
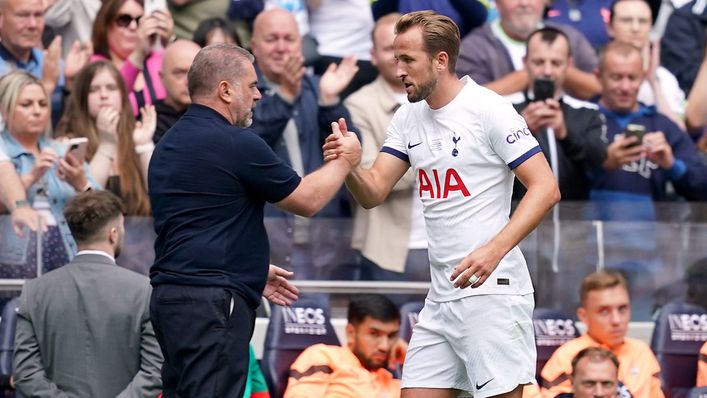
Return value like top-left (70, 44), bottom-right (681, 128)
top-left (13, 190), bottom-right (163, 397)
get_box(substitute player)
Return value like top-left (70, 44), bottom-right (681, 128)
top-left (324, 11), bottom-right (560, 398)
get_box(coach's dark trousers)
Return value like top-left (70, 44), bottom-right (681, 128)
top-left (150, 284), bottom-right (256, 398)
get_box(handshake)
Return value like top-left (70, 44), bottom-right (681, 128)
top-left (322, 118), bottom-right (362, 168)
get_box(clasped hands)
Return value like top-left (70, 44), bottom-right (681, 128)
top-left (322, 118), bottom-right (361, 168)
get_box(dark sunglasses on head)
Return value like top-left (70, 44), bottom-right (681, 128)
top-left (115, 14), bottom-right (142, 28)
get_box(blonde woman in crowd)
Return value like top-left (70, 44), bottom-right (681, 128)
top-left (0, 71), bottom-right (98, 267)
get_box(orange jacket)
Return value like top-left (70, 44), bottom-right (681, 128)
top-left (284, 344), bottom-right (400, 398)
top-left (540, 334), bottom-right (664, 398)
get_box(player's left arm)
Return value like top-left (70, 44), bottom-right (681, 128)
top-left (450, 152), bottom-right (560, 288)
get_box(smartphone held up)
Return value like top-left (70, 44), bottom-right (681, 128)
top-left (65, 137), bottom-right (88, 163)
top-left (623, 124), bottom-right (646, 147)
top-left (533, 78), bottom-right (555, 102)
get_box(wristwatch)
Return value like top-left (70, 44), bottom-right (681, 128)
top-left (11, 199), bottom-right (30, 212)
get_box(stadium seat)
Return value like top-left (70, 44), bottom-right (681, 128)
top-left (533, 307), bottom-right (580, 383)
top-left (0, 297), bottom-right (20, 394)
top-left (261, 295), bottom-right (339, 398)
top-left (688, 386), bottom-right (707, 398)
top-left (651, 301), bottom-right (707, 398)
top-left (399, 301), bottom-right (424, 343)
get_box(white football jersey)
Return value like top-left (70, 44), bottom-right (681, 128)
top-left (382, 76), bottom-right (541, 301)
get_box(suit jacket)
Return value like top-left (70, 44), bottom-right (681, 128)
top-left (345, 76), bottom-right (418, 272)
top-left (13, 253), bottom-right (163, 398)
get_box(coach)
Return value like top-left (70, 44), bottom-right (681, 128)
top-left (147, 43), bottom-right (357, 398)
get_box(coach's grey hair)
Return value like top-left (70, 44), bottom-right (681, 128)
top-left (188, 43), bottom-right (255, 100)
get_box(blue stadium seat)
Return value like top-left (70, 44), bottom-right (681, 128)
top-left (651, 301), bottom-right (707, 398)
top-left (533, 307), bottom-right (580, 383)
top-left (261, 295), bottom-right (339, 398)
top-left (399, 301), bottom-right (424, 343)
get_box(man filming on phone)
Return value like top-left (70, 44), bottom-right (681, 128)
top-left (591, 41), bottom-right (707, 214)
top-left (513, 27), bottom-right (606, 201)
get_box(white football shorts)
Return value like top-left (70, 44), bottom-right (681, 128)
top-left (401, 293), bottom-right (536, 397)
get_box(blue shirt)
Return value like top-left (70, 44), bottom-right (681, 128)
top-left (148, 104), bottom-right (302, 308)
top-left (588, 104), bottom-right (707, 220)
top-left (545, 0), bottom-right (612, 49)
top-left (0, 43), bottom-right (66, 127)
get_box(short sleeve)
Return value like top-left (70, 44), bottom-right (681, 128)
top-left (0, 146), bottom-right (7, 162)
top-left (486, 101), bottom-right (541, 169)
top-left (381, 106), bottom-right (410, 163)
top-left (232, 130), bottom-right (302, 203)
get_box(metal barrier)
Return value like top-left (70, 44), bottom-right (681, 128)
top-left (2, 200), bottom-right (707, 321)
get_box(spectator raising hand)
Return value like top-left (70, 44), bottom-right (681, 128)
top-left (319, 55), bottom-right (359, 105)
top-left (63, 40), bottom-right (93, 89)
top-left (133, 105), bottom-right (157, 146)
top-left (133, 105), bottom-right (157, 183)
top-left (41, 36), bottom-right (62, 95)
top-left (279, 53), bottom-right (306, 103)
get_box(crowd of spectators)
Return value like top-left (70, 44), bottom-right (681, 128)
top-left (1, 0), bottom-right (705, 272)
top-left (0, 0), bottom-right (706, 396)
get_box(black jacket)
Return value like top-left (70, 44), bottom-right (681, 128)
top-left (513, 97), bottom-right (607, 201)
top-left (661, 0), bottom-right (707, 94)
top-left (153, 100), bottom-right (186, 144)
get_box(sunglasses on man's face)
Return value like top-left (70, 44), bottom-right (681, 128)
top-left (115, 14), bottom-right (142, 28)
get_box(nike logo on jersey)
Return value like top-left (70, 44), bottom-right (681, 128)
top-left (407, 141), bottom-right (423, 149)
top-left (476, 378), bottom-right (494, 390)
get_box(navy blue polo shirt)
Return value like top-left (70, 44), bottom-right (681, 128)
top-left (148, 104), bottom-right (301, 308)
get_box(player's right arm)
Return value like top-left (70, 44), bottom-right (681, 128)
top-left (345, 154), bottom-right (409, 209)
top-left (323, 118), bottom-right (409, 209)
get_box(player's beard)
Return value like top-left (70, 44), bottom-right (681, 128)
top-left (408, 67), bottom-right (437, 103)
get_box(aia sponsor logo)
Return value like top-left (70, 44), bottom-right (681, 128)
top-left (418, 168), bottom-right (470, 199)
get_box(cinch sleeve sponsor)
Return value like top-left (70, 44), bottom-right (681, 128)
top-left (486, 102), bottom-right (541, 168)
